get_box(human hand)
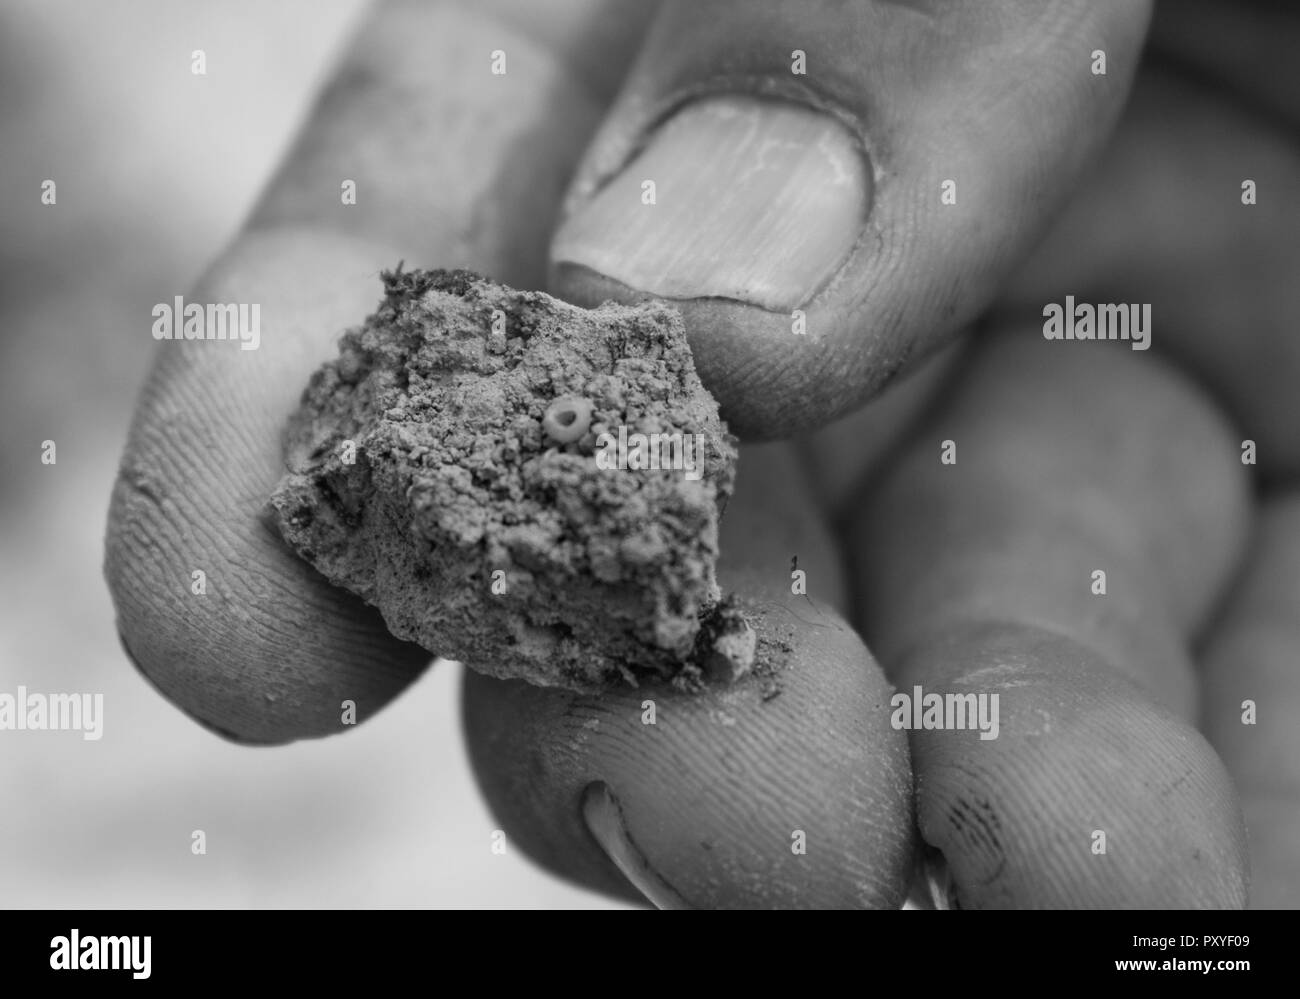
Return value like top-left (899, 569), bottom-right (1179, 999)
top-left (104, 0), bottom-right (1299, 908)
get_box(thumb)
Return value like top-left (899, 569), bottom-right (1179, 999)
top-left (549, 0), bottom-right (1152, 439)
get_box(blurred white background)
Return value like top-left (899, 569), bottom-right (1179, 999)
top-left (0, 0), bottom-right (620, 908)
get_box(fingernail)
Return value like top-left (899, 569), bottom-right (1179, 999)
top-left (551, 96), bottom-right (868, 312)
top-left (581, 781), bottom-right (692, 910)
top-left (922, 844), bottom-right (958, 910)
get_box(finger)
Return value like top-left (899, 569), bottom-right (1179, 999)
top-left (800, 339), bottom-right (966, 522)
top-left (1149, 0), bottom-right (1300, 129)
top-left (549, 0), bottom-right (1152, 439)
top-left (997, 65), bottom-right (1300, 476)
top-left (849, 330), bottom-right (1251, 907)
top-left (105, 0), bottom-right (648, 742)
top-left (1200, 493), bottom-right (1300, 909)
top-left (249, 0), bottom-right (650, 287)
top-left (463, 442), bottom-right (916, 908)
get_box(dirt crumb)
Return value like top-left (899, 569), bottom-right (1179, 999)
top-left (268, 268), bottom-right (741, 693)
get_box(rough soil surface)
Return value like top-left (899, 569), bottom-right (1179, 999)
top-left (268, 268), bottom-right (746, 693)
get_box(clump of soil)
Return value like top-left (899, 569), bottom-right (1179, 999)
top-left (268, 268), bottom-right (747, 693)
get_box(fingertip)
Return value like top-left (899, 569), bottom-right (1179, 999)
top-left (463, 592), bottom-right (915, 909)
top-left (900, 623), bottom-right (1248, 909)
top-left (104, 231), bottom-right (435, 744)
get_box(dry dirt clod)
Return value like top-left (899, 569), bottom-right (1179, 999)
top-left (268, 267), bottom-right (741, 693)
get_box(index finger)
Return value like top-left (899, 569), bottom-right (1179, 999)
top-left (105, 0), bottom-right (648, 742)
